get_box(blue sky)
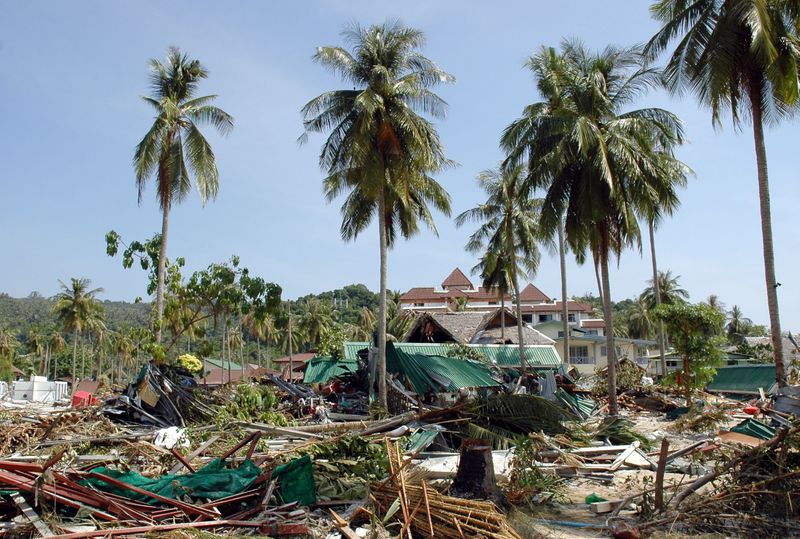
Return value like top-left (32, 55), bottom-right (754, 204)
top-left (1, 1), bottom-right (797, 329)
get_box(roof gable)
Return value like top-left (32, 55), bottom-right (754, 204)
top-left (442, 268), bottom-right (473, 289)
top-left (519, 283), bottom-right (550, 302)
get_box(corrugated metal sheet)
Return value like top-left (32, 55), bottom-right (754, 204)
top-left (386, 342), bottom-right (500, 394)
top-left (302, 357), bottom-right (358, 384)
top-left (343, 342), bottom-right (561, 368)
top-left (730, 418), bottom-right (776, 440)
top-left (204, 358), bottom-right (243, 370)
top-left (706, 365), bottom-right (777, 395)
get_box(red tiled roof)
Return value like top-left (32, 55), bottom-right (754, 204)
top-left (442, 268), bottom-right (473, 289)
top-left (580, 319), bottom-right (606, 329)
top-left (519, 283), bottom-right (551, 302)
top-left (401, 286), bottom-right (509, 302)
top-left (520, 301), bottom-right (594, 313)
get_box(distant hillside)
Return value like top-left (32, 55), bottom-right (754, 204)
top-left (0, 294), bottom-right (151, 333)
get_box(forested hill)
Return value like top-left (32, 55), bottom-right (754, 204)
top-left (0, 294), bottom-right (151, 333)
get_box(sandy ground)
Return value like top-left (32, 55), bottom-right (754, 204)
top-left (508, 409), bottom-right (742, 538)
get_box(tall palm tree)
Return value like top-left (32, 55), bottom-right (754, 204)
top-left (47, 329), bottom-right (66, 380)
top-left (628, 296), bottom-right (654, 339)
top-left (26, 328), bottom-right (45, 375)
top-left (356, 307), bottom-right (376, 341)
top-left (456, 165), bottom-right (542, 376)
top-left (300, 299), bottom-right (333, 349)
top-left (502, 42), bottom-right (689, 414)
top-left (52, 278), bottom-right (104, 389)
top-left (300, 21), bottom-right (453, 408)
top-left (646, 0), bottom-right (800, 387)
top-left (134, 47), bottom-right (234, 343)
top-left (727, 305), bottom-right (753, 345)
top-left (642, 270), bottom-right (689, 308)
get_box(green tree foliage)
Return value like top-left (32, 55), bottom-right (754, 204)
top-left (641, 270), bottom-right (688, 310)
top-left (456, 165), bottom-right (544, 375)
top-left (133, 47), bottom-right (233, 343)
top-left (654, 302), bottom-right (726, 405)
top-left (647, 0), bottom-right (800, 388)
top-left (317, 324), bottom-right (346, 360)
top-left (502, 41), bottom-right (689, 414)
top-left (301, 21), bottom-right (454, 409)
top-left (726, 305), bottom-right (753, 345)
top-left (52, 278), bottom-right (104, 385)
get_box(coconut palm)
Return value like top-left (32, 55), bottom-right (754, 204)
top-left (628, 296), bottom-right (653, 340)
top-left (706, 294), bottom-right (726, 315)
top-left (299, 299), bottom-right (333, 349)
top-left (501, 42), bottom-right (689, 414)
top-left (52, 278), bottom-right (104, 388)
top-left (47, 330), bottom-right (66, 380)
top-left (642, 270), bottom-right (689, 309)
top-left (300, 21), bottom-right (453, 408)
top-left (727, 305), bottom-right (753, 345)
top-left (456, 165), bottom-right (543, 376)
top-left (26, 328), bottom-right (46, 375)
top-left (646, 0), bottom-right (800, 387)
top-left (134, 47), bottom-right (234, 343)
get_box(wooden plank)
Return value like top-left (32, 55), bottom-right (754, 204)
top-left (13, 495), bottom-right (55, 537)
top-left (608, 442), bottom-right (639, 472)
top-left (169, 435), bottom-right (219, 474)
top-left (328, 509), bottom-right (359, 539)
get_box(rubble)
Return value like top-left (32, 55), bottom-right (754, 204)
top-left (0, 353), bottom-right (796, 539)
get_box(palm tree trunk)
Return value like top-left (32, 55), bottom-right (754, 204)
top-left (288, 302), bottom-right (293, 382)
top-left (750, 91), bottom-right (786, 388)
top-left (71, 330), bottom-right (78, 390)
top-left (558, 220), bottom-right (570, 367)
top-left (256, 338), bottom-right (261, 368)
top-left (376, 193), bottom-right (389, 410)
top-left (155, 207), bottom-right (169, 344)
top-left (511, 271), bottom-right (526, 378)
top-left (223, 319), bottom-right (230, 384)
top-left (81, 342), bottom-right (86, 380)
top-left (594, 256), bottom-right (603, 304)
top-left (600, 243), bottom-right (619, 416)
top-left (649, 219), bottom-right (667, 377)
top-left (683, 354), bottom-right (692, 406)
top-left (500, 293), bottom-right (505, 341)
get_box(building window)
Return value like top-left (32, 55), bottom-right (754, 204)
top-left (569, 346), bottom-right (594, 364)
top-left (558, 331), bottom-right (564, 337)
top-left (584, 330), bottom-right (598, 336)
top-left (567, 313), bottom-right (576, 322)
top-left (522, 314), bottom-right (533, 323)
top-left (413, 302), bottom-right (424, 307)
top-left (538, 314), bottom-right (552, 323)
top-left (489, 301), bottom-right (498, 305)
top-left (667, 360), bottom-right (679, 368)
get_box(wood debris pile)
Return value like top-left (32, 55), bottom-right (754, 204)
top-left (370, 442), bottom-right (521, 539)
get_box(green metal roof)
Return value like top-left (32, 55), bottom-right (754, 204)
top-left (343, 341), bottom-right (561, 368)
top-left (706, 365), bottom-right (778, 395)
top-left (386, 342), bottom-right (500, 394)
top-left (730, 418), bottom-right (776, 440)
top-left (302, 357), bottom-right (358, 384)
top-left (204, 358), bottom-right (243, 370)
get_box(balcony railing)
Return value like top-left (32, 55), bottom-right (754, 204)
top-left (569, 356), bottom-right (596, 365)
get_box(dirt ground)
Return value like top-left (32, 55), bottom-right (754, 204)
top-left (508, 409), bottom-right (742, 538)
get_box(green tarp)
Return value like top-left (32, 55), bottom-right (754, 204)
top-left (82, 458), bottom-right (261, 503)
top-left (303, 357), bottom-right (358, 384)
top-left (386, 342), bottom-right (500, 394)
top-left (730, 418), bottom-right (776, 440)
top-left (270, 455), bottom-right (316, 506)
top-left (706, 365), bottom-right (778, 395)
top-left (344, 341), bottom-right (561, 368)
